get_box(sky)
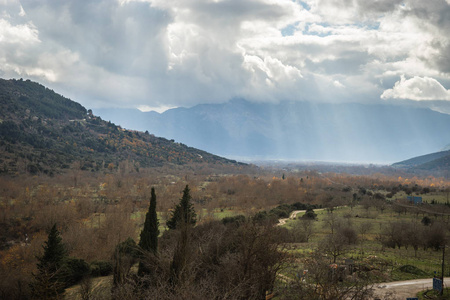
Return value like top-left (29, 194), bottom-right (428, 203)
top-left (1, 0), bottom-right (450, 112)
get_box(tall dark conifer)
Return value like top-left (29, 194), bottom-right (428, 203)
top-left (167, 186), bottom-right (196, 285)
top-left (31, 223), bottom-right (67, 299)
top-left (167, 185), bottom-right (197, 230)
top-left (38, 224), bottom-right (66, 272)
top-left (138, 187), bottom-right (159, 277)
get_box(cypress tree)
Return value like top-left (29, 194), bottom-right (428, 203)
top-left (138, 187), bottom-right (159, 277)
top-left (167, 186), bottom-right (196, 285)
top-left (31, 223), bottom-right (67, 299)
top-left (167, 185), bottom-right (197, 230)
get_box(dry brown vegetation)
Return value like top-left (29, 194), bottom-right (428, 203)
top-left (0, 166), bottom-right (449, 299)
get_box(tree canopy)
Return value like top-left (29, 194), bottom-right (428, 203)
top-left (31, 224), bottom-right (67, 299)
top-left (138, 187), bottom-right (159, 277)
top-left (167, 185), bottom-right (197, 230)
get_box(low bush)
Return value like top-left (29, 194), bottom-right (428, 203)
top-left (59, 257), bottom-right (90, 287)
top-left (90, 260), bottom-right (113, 277)
top-left (222, 215), bottom-right (246, 225)
top-left (398, 265), bottom-right (427, 276)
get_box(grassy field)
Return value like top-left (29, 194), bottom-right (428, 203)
top-left (391, 191), bottom-right (450, 204)
top-left (417, 287), bottom-right (450, 299)
top-left (281, 205), bottom-right (450, 282)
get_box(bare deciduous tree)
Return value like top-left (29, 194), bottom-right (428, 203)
top-left (278, 253), bottom-right (374, 300)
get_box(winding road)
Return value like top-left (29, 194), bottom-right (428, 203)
top-left (372, 277), bottom-right (450, 299)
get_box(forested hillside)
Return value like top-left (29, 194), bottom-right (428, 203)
top-left (0, 78), bottom-right (242, 175)
top-left (393, 150), bottom-right (450, 173)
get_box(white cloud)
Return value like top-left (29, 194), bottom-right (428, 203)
top-left (333, 80), bottom-right (344, 88)
top-left (0, 18), bottom-right (38, 44)
top-left (137, 104), bottom-right (176, 113)
top-left (381, 76), bottom-right (450, 101)
top-left (0, 0), bottom-right (449, 109)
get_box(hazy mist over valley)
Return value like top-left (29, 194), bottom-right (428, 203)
top-left (96, 99), bottom-right (450, 164)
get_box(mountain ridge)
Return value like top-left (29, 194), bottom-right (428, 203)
top-left (0, 78), bottom-right (243, 175)
top-left (392, 150), bottom-right (450, 171)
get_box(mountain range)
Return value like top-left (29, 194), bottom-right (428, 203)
top-left (0, 78), bottom-right (242, 175)
top-left (96, 99), bottom-right (450, 164)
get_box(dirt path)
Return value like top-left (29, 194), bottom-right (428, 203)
top-left (277, 208), bottom-right (325, 226)
top-left (371, 277), bottom-right (450, 299)
top-left (277, 210), bottom-right (305, 226)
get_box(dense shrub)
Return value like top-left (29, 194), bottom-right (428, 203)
top-left (421, 216), bottom-right (432, 226)
top-left (90, 260), bottom-right (113, 277)
top-left (302, 208), bottom-right (317, 220)
top-left (398, 265), bottom-right (427, 276)
top-left (269, 203), bottom-right (319, 219)
top-left (292, 202), bottom-right (316, 210)
top-left (222, 215), bottom-right (246, 225)
top-left (59, 257), bottom-right (90, 287)
top-left (269, 204), bottom-right (292, 218)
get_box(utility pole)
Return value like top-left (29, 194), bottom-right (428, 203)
top-left (441, 244), bottom-right (445, 296)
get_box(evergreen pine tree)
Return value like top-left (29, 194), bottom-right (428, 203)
top-left (138, 187), bottom-right (159, 277)
top-left (38, 224), bottom-right (66, 271)
top-left (31, 223), bottom-right (67, 299)
top-left (167, 185), bottom-right (197, 230)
